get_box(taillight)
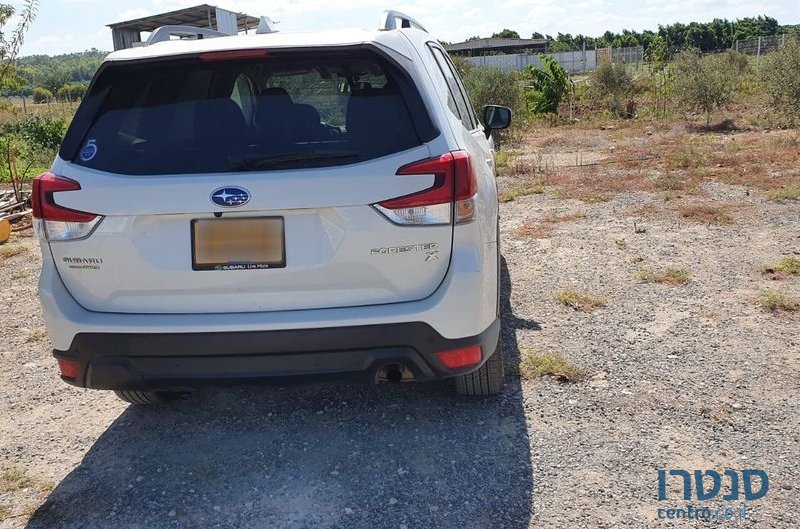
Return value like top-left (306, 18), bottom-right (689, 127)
top-left (32, 172), bottom-right (102, 241)
top-left (436, 345), bottom-right (482, 369)
top-left (373, 151), bottom-right (478, 225)
top-left (57, 358), bottom-right (80, 380)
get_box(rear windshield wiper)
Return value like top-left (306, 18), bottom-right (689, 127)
top-left (233, 151), bottom-right (360, 170)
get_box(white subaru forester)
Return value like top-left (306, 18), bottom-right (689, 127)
top-left (34, 10), bottom-right (512, 404)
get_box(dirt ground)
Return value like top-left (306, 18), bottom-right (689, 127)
top-left (1, 124), bottom-right (798, 528)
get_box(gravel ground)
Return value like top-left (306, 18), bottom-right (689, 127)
top-left (1, 136), bottom-right (798, 528)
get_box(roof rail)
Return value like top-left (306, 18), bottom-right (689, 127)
top-left (146, 25), bottom-right (228, 46)
top-left (379, 10), bottom-right (427, 33)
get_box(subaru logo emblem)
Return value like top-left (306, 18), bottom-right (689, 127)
top-left (210, 186), bottom-right (250, 208)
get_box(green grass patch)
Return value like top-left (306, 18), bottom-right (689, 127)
top-left (769, 257), bottom-right (800, 275)
top-left (10, 270), bottom-right (29, 280)
top-left (634, 267), bottom-right (691, 285)
top-left (25, 330), bottom-right (47, 343)
top-left (519, 348), bottom-right (584, 381)
top-left (767, 187), bottom-right (800, 200)
top-left (557, 289), bottom-right (607, 312)
top-left (759, 291), bottom-right (800, 312)
top-left (0, 244), bottom-right (28, 260)
top-left (498, 180), bottom-right (545, 203)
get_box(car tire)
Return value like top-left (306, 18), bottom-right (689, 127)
top-left (113, 390), bottom-right (186, 405)
top-left (454, 336), bottom-right (505, 396)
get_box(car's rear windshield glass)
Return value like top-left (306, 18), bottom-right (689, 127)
top-left (61, 49), bottom-right (435, 175)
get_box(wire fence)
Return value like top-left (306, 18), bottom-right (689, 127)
top-left (735, 34), bottom-right (794, 56)
top-left (464, 34), bottom-right (796, 74)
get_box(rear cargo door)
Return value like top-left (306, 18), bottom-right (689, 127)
top-left (47, 47), bottom-right (451, 314)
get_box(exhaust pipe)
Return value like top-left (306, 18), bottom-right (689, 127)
top-left (376, 363), bottom-right (413, 383)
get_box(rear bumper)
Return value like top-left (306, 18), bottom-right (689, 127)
top-left (53, 318), bottom-right (501, 390)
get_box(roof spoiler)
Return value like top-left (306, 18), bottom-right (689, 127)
top-left (145, 25), bottom-right (227, 46)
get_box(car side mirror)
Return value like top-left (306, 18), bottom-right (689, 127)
top-left (482, 105), bottom-right (512, 138)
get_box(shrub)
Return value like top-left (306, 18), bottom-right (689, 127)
top-left (56, 83), bottom-right (87, 102)
top-left (10, 116), bottom-right (67, 150)
top-left (590, 62), bottom-right (632, 116)
top-left (761, 38), bottom-right (800, 118)
top-left (460, 64), bottom-right (525, 144)
top-left (523, 55), bottom-right (573, 115)
top-left (671, 51), bottom-right (743, 124)
top-left (31, 86), bottom-right (52, 104)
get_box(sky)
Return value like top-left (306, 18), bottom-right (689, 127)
top-left (8, 0), bottom-right (800, 56)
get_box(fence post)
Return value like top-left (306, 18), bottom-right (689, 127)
top-left (756, 35), bottom-right (762, 71)
top-left (735, 40), bottom-right (739, 52)
top-left (581, 41), bottom-right (586, 72)
top-left (782, 33), bottom-right (786, 46)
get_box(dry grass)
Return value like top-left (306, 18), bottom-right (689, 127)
top-left (515, 221), bottom-right (553, 239)
top-left (541, 212), bottom-right (586, 223)
top-left (0, 244), bottom-right (28, 262)
top-left (768, 187), bottom-right (800, 201)
top-left (515, 212), bottom-right (585, 239)
top-left (764, 257), bottom-right (800, 279)
top-left (543, 168), bottom-right (655, 203)
top-left (663, 147), bottom-right (703, 170)
top-left (759, 291), bottom-right (800, 313)
top-left (0, 467), bottom-right (53, 522)
top-left (557, 289), bottom-right (607, 312)
top-left (677, 203), bottom-right (734, 225)
top-left (635, 267), bottom-right (691, 285)
top-left (499, 179), bottom-right (545, 203)
top-left (652, 172), bottom-right (698, 193)
top-left (25, 330), bottom-right (48, 343)
top-left (0, 467), bottom-right (52, 496)
top-left (518, 348), bottom-right (585, 382)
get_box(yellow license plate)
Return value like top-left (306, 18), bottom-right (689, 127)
top-left (191, 217), bottom-right (285, 271)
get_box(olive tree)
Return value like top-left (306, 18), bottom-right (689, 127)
top-left (760, 38), bottom-right (800, 118)
top-left (671, 50), bottom-right (746, 125)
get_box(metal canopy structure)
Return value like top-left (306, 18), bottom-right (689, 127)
top-left (445, 38), bottom-right (548, 57)
top-left (108, 4), bottom-right (260, 50)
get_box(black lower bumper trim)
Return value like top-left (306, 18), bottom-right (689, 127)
top-left (53, 319), bottom-right (501, 390)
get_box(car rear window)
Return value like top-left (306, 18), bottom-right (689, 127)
top-left (61, 48), bottom-right (437, 175)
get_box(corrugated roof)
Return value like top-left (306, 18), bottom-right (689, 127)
top-left (445, 38), bottom-right (547, 52)
top-left (107, 3), bottom-right (259, 33)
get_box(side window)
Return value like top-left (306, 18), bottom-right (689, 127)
top-left (429, 45), bottom-right (476, 130)
top-left (442, 53), bottom-right (480, 129)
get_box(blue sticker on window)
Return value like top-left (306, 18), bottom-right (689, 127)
top-left (80, 139), bottom-right (98, 162)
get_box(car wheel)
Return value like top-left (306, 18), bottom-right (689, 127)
top-left (113, 390), bottom-right (186, 405)
top-left (454, 336), bottom-right (505, 396)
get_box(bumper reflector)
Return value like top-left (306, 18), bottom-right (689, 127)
top-left (57, 359), bottom-right (80, 379)
top-left (436, 345), bottom-right (482, 369)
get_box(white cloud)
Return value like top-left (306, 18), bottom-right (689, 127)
top-left (116, 8), bottom-right (152, 21)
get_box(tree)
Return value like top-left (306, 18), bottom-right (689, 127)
top-left (590, 62), bottom-right (632, 116)
top-left (524, 55), bottom-right (573, 115)
top-left (0, 1), bottom-right (39, 88)
top-left (32, 85), bottom-right (51, 103)
top-left (56, 83), bottom-right (87, 102)
top-left (492, 29), bottom-right (520, 39)
top-left (760, 38), bottom-right (800, 118)
top-left (671, 50), bottom-right (743, 124)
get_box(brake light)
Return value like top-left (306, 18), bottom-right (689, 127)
top-left (57, 358), bottom-right (80, 380)
top-left (436, 345), bottom-right (482, 369)
top-left (373, 151), bottom-right (478, 225)
top-left (32, 172), bottom-right (102, 241)
top-left (199, 49), bottom-right (269, 61)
